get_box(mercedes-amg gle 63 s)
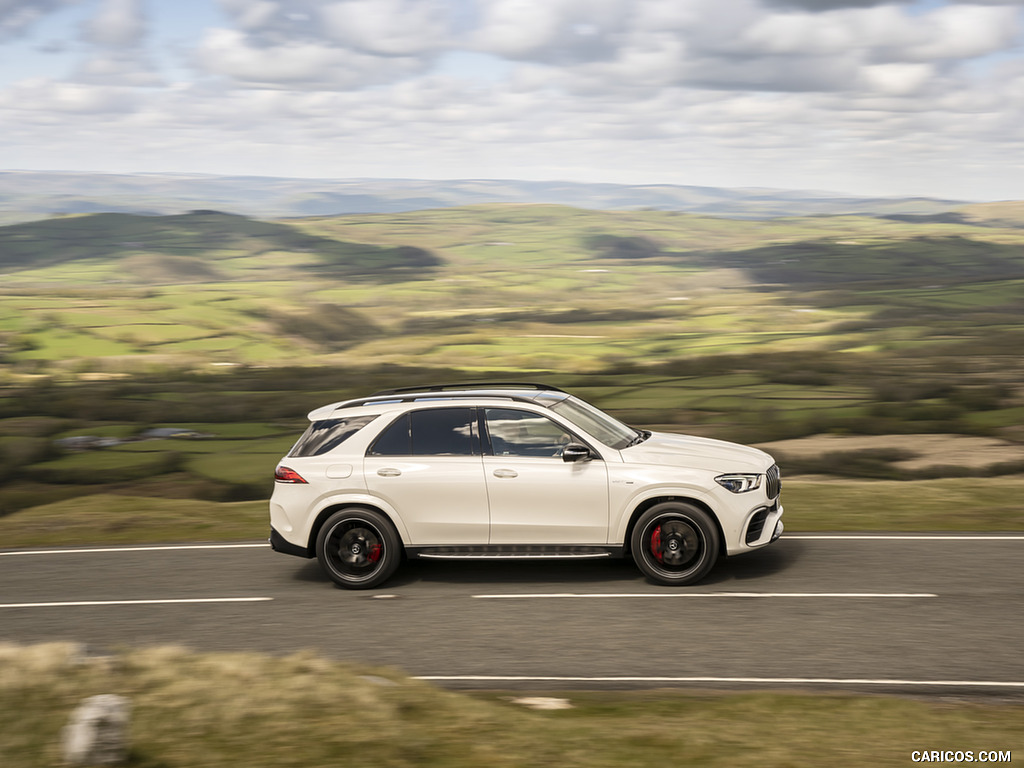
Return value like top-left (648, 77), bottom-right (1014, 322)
top-left (270, 383), bottom-right (783, 589)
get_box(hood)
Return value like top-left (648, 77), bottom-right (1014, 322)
top-left (623, 431), bottom-right (774, 473)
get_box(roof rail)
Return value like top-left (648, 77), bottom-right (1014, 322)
top-left (370, 382), bottom-right (565, 397)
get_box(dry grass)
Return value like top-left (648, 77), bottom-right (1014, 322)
top-left (758, 434), bottom-right (1024, 472)
top-left (783, 477), bottom-right (1024, 531)
top-left (1, 643), bottom-right (1021, 768)
top-left (0, 496), bottom-right (266, 548)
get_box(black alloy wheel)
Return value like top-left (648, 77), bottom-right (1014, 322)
top-left (316, 508), bottom-right (402, 589)
top-left (631, 502), bottom-right (719, 585)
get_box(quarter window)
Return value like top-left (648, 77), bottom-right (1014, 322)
top-left (289, 415), bottom-right (378, 457)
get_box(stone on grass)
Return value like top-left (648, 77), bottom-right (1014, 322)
top-left (62, 694), bottom-right (131, 766)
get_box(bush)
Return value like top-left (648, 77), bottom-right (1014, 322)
top-left (25, 451), bottom-right (183, 485)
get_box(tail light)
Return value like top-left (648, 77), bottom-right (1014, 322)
top-left (274, 466), bottom-right (307, 484)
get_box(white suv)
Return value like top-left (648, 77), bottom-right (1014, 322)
top-left (269, 383), bottom-right (782, 589)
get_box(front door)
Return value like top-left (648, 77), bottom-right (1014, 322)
top-left (482, 407), bottom-right (609, 544)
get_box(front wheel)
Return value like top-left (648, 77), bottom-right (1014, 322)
top-left (631, 502), bottom-right (719, 586)
top-left (316, 508), bottom-right (402, 589)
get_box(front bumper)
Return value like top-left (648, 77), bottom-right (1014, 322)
top-left (742, 502), bottom-right (784, 548)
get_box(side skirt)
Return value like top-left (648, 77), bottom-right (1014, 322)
top-left (406, 545), bottom-right (625, 560)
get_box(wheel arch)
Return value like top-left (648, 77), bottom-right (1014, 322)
top-left (308, 501), bottom-right (407, 557)
top-left (623, 496), bottom-right (727, 558)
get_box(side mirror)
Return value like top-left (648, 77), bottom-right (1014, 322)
top-left (562, 443), bottom-right (592, 463)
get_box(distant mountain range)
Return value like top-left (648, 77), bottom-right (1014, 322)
top-left (0, 171), bottom-right (977, 223)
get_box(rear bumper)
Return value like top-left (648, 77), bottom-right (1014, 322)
top-left (269, 527), bottom-right (313, 559)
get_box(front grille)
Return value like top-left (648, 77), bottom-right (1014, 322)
top-left (746, 508), bottom-right (769, 544)
top-left (765, 463), bottom-right (781, 500)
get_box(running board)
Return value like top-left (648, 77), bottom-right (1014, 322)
top-left (409, 545), bottom-right (620, 561)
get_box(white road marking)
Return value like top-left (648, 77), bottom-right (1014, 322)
top-left (416, 675), bottom-right (1024, 689)
top-left (0, 597), bottom-right (273, 609)
top-left (0, 543), bottom-right (268, 557)
top-left (1, 536), bottom-right (1020, 558)
top-left (473, 592), bottom-right (938, 599)
top-left (787, 535), bottom-right (1024, 540)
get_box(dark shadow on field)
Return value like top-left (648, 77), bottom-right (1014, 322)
top-left (290, 539), bottom-right (802, 589)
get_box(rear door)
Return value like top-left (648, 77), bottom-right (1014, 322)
top-left (363, 407), bottom-right (489, 545)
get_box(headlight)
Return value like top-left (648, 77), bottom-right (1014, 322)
top-left (715, 473), bottom-right (763, 493)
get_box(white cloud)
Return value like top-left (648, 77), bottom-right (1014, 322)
top-left (194, 27), bottom-right (424, 89)
top-left (1, 0), bottom-right (1024, 200)
top-left (83, 0), bottom-right (145, 48)
top-left (219, 0), bottom-right (280, 31)
top-left (0, 0), bottom-right (73, 41)
top-left (860, 62), bottom-right (935, 95)
top-left (0, 76), bottom-right (139, 114)
top-left (319, 0), bottom-right (452, 55)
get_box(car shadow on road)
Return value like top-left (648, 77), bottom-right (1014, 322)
top-left (700, 538), bottom-right (805, 586)
top-left (290, 538), bottom-right (804, 589)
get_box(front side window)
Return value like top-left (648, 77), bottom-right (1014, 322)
top-left (368, 408), bottom-right (478, 456)
top-left (484, 408), bottom-right (577, 458)
top-left (289, 415), bottom-right (378, 457)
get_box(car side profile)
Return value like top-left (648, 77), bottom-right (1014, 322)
top-left (269, 383), bottom-right (783, 589)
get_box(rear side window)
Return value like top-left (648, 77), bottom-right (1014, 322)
top-left (368, 408), bottom-right (478, 456)
top-left (289, 415), bottom-right (378, 457)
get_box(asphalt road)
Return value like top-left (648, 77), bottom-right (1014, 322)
top-left (2, 535), bottom-right (1022, 694)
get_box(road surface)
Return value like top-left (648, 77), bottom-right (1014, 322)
top-left (2, 534), bottom-right (1022, 693)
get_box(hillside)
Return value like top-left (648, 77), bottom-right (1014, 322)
top-left (0, 171), bottom-right (971, 223)
top-left (1, 202), bottom-right (1023, 517)
top-left (2, 204), bottom-right (1023, 378)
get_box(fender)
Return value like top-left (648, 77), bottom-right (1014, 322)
top-left (610, 484), bottom-right (719, 545)
top-left (305, 492), bottom-right (412, 549)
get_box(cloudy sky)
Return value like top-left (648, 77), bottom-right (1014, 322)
top-left (1, 0), bottom-right (1023, 200)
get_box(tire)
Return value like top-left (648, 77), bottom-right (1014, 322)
top-left (630, 502), bottom-right (719, 586)
top-left (315, 508), bottom-right (402, 589)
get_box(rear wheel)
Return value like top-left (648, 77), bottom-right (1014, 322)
top-left (631, 502), bottom-right (719, 585)
top-left (316, 508), bottom-right (401, 589)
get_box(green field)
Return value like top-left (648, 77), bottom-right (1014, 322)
top-left (0, 203), bottom-right (1022, 524)
top-left (2, 205), bottom-right (1023, 377)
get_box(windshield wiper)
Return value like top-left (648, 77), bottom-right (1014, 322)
top-left (625, 430), bottom-right (651, 448)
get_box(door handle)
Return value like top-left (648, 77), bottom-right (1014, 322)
top-left (493, 468), bottom-right (518, 478)
top-left (377, 468), bottom-right (402, 477)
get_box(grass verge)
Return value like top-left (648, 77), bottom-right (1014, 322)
top-left (1, 643), bottom-right (1021, 768)
top-left (781, 477), bottom-right (1024, 531)
top-left (0, 477), bottom-right (1023, 549)
top-left (0, 495), bottom-right (266, 548)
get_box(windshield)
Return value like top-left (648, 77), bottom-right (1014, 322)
top-left (549, 396), bottom-right (639, 450)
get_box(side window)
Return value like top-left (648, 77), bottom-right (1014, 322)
top-left (411, 408), bottom-right (477, 456)
top-left (368, 408), bottom-right (477, 456)
top-left (485, 408), bottom-right (575, 458)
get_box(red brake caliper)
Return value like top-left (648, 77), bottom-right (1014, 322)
top-left (651, 525), bottom-right (664, 562)
top-left (369, 544), bottom-right (382, 563)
